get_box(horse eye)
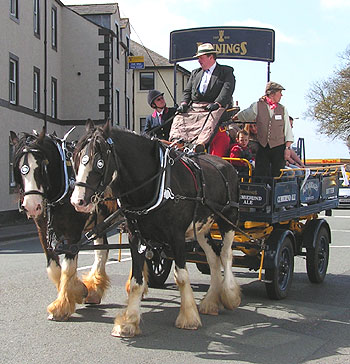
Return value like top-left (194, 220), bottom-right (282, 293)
top-left (82, 155), bottom-right (89, 165)
top-left (96, 159), bottom-right (104, 169)
top-left (21, 165), bottom-right (30, 175)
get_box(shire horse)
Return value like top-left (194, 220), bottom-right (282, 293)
top-left (10, 128), bottom-right (115, 321)
top-left (71, 120), bottom-right (241, 337)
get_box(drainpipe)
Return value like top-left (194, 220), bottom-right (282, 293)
top-left (44, 0), bottom-right (48, 130)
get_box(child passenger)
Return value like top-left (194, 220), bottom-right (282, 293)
top-left (229, 129), bottom-right (254, 174)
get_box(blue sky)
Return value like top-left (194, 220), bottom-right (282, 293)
top-left (62, 0), bottom-right (350, 159)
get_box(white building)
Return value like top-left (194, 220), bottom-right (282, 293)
top-left (130, 40), bottom-right (190, 134)
top-left (0, 1), bottom-right (133, 221)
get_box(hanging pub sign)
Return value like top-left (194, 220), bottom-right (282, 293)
top-left (169, 26), bottom-right (275, 63)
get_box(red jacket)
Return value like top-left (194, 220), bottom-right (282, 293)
top-left (209, 128), bottom-right (231, 157)
top-left (229, 143), bottom-right (253, 167)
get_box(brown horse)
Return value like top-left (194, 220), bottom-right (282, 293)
top-left (11, 129), bottom-right (116, 321)
top-left (71, 120), bottom-right (241, 337)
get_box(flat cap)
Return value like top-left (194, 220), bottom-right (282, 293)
top-left (265, 81), bottom-right (285, 95)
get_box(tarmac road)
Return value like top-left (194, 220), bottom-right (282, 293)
top-left (1, 209), bottom-right (350, 364)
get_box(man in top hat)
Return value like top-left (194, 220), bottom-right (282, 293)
top-left (143, 89), bottom-right (176, 140)
top-left (233, 81), bottom-right (294, 177)
top-left (169, 43), bottom-right (236, 153)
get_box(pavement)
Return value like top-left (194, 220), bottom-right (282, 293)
top-left (0, 220), bottom-right (38, 242)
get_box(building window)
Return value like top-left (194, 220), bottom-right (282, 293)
top-left (115, 89), bottom-right (120, 125)
top-left (10, 0), bottom-right (18, 20)
top-left (140, 117), bottom-right (146, 133)
top-left (115, 22), bottom-right (119, 60)
top-left (33, 0), bottom-right (40, 37)
top-left (9, 55), bottom-right (18, 105)
top-left (51, 6), bottom-right (57, 50)
top-left (51, 77), bottom-right (57, 118)
top-left (126, 36), bottom-right (130, 56)
top-left (9, 140), bottom-right (16, 191)
top-left (33, 67), bottom-right (40, 112)
top-left (140, 72), bottom-right (154, 90)
top-left (126, 97), bottom-right (130, 129)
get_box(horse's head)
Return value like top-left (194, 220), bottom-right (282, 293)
top-left (71, 120), bottom-right (116, 213)
top-left (11, 129), bottom-right (49, 218)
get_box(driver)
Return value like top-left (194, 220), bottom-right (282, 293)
top-left (169, 43), bottom-right (236, 153)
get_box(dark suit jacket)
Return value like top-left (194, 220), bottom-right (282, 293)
top-left (143, 107), bottom-right (176, 140)
top-left (182, 63), bottom-right (235, 107)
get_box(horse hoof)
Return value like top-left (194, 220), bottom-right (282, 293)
top-left (84, 291), bottom-right (102, 304)
top-left (111, 324), bottom-right (140, 338)
top-left (47, 313), bottom-right (69, 322)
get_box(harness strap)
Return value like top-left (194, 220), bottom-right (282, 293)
top-left (23, 190), bottom-right (45, 196)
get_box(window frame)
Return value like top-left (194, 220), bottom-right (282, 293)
top-left (33, 0), bottom-right (40, 38)
top-left (126, 97), bottom-right (130, 129)
top-left (139, 71), bottom-right (155, 91)
top-left (115, 89), bottom-right (120, 125)
top-left (115, 21), bottom-right (119, 61)
top-left (51, 77), bottom-right (57, 118)
top-left (9, 138), bottom-right (16, 192)
top-left (10, 0), bottom-right (19, 22)
top-left (33, 67), bottom-right (40, 113)
top-left (51, 6), bottom-right (57, 50)
top-left (9, 54), bottom-right (19, 105)
top-left (140, 117), bottom-right (146, 133)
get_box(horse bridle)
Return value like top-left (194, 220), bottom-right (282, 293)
top-left (17, 146), bottom-right (49, 198)
top-left (74, 137), bottom-right (118, 202)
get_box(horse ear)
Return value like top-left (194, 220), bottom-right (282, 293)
top-left (10, 131), bottom-right (19, 145)
top-left (37, 127), bottom-right (46, 144)
top-left (102, 119), bottom-right (112, 137)
top-left (86, 118), bottom-right (95, 132)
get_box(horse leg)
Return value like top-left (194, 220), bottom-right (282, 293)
top-left (83, 235), bottom-right (110, 304)
top-left (47, 255), bottom-right (88, 321)
top-left (219, 230), bottom-right (241, 310)
top-left (34, 216), bottom-right (61, 290)
top-left (197, 232), bottom-right (223, 315)
top-left (172, 237), bottom-right (201, 329)
top-left (112, 245), bottom-right (146, 337)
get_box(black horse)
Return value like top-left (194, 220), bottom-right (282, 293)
top-left (10, 129), bottom-right (117, 321)
top-left (71, 120), bottom-right (241, 337)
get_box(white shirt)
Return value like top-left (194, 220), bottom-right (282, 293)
top-left (199, 62), bottom-right (216, 94)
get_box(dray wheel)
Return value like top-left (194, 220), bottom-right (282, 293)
top-left (306, 226), bottom-right (330, 283)
top-left (265, 236), bottom-right (294, 300)
top-left (146, 247), bottom-right (173, 288)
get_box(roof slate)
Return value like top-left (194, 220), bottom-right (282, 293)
top-left (130, 40), bottom-right (172, 67)
top-left (67, 4), bottom-right (119, 15)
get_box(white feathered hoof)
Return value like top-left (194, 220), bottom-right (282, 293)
top-left (220, 285), bottom-right (241, 310)
top-left (111, 312), bottom-right (141, 338)
top-left (199, 297), bottom-right (220, 316)
top-left (175, 308), bottom-right (202, 330)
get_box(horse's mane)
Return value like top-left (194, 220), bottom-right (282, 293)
top-left (74, 125), bottom-right (156, 166)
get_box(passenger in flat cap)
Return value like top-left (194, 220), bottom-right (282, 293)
top-left (233, 81), bottom-right (294, 177)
